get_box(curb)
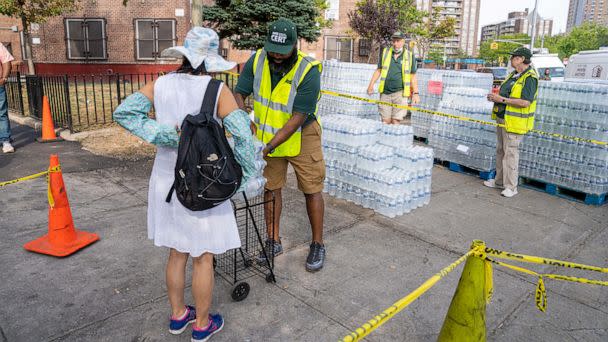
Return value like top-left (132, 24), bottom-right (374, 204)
top-left (8, 111), bottom-right (41, 131)
top-left (8, 111), bottom-right (116, 142)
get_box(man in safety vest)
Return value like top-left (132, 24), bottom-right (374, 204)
top-left (485, 47), bottom-right (539, 197)
top-left (234, 18), bottom-right (326, 272)
top-left (367, 31), bottom-right (420, 125)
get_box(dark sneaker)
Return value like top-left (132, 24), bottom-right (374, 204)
top-left (256, 239), bottom-right (283, 265)
top-left (192, 314), bottom-right (224, 342)
top-left (306, 242), bottom-right (326, 272)
top-left (169, 305), bottom-right (196, 335)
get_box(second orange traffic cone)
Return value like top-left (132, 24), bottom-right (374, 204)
top-left (23, 155), bottom-right (99, 257)
top-left (36, 96), bottom-right (63, 143)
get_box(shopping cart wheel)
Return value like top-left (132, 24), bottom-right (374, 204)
top-left (266, 274), bottom-right (276, 283)
top-left (231, 282), bottom-right (250, 302)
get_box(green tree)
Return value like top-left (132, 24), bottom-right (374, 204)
top-left (348, 0), bottom-right (401, 62)
top-left (0, 0), bottom-right (79, 74)
top-left (202, 0), bottom-right (327, 50)
top-left (427, 47), bottom-right (444, 65)
top-left (413, 7), bottom-right (456, 61)
top-left (348, 0), bottom-right (453, 62)
top-left (553, 22), bottom-right (608, 58)
top-left (479, 33), bottom-right (530, 66)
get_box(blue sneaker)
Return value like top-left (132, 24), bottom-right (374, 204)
top-left (169, 305), bottom-right (196, 335)
top-left (192, 314), bottom-right (224, 342)
top-left (256, 239), bottom-right (283, 265)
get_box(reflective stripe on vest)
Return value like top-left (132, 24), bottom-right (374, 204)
top-left (252, 49), bottom-right (322, 157)
top-left (492, 67), bottom-right (538, 135)
top-left (378, 47), bottom-right (412, 97)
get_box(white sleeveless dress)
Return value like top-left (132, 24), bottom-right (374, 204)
top-left (147, 73), bottom-right (241, 257)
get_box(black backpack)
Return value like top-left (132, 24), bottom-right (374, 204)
top-left (165, 79), bottom-right (242, 211)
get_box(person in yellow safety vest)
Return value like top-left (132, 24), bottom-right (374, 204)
top-left (367, 31), bottom-right (420, 125)
top-left (234, 18), bottom-right (326, 272)
top-left (484, 47), bottom-right (539, 198)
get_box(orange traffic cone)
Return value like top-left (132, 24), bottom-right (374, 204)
top-left (24, 155), bottom-right (99, 257)
top-left (36, 96), bottom-right (63, 143)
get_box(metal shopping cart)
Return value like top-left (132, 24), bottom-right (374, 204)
top-left (214, 191), bottom-right (276, 301)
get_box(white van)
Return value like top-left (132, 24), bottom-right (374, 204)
top-left (564, 47), bottom-right (608, 81)
top-left (531, 53), bottom-right (565, 82)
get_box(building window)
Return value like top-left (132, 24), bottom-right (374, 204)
top-left (324, 37), bottom-right (353, 62)
top-left (135, 19), bottom-right (177, 60)
top-left (65, 18), bottom-right (107, 60)
top-left (358, 39), bottom-right (371, 57)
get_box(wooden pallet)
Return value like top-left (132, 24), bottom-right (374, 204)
top-left (434, 159), bottom-right (496, 181)
top-left (519, 177), bottom-right (607, 206)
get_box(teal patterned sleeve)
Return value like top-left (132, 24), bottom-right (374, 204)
top-left (223, 109), bottom-right (257, 191)
top-left (112, 92), bottom-right (179, 148)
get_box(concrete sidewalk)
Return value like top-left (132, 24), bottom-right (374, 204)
top-left (0, 125), bottom-right (606, 341)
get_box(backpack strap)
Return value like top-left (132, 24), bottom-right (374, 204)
top-left (198, 78), bottom-right (222, 122)
top-left (165, 184), bottom-right (175, 203)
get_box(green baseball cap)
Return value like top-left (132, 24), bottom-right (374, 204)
top-left (391, 31), bottom-right (406, 40)
top-left (509, 47), bottom-right (532, 59)
top-left (265, 18), bottom-right (297, 55)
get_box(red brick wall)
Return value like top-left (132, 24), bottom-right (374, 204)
top-left (30, 1), bottom-right (190, 67)
top-left (0, 16), bottom-right (23, 62)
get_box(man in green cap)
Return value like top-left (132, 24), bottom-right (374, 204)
top-left (485, 46), bottom-right (539, 198)
top-left (234, 18), bottom-right (326, 272)
top-left (367, 31), bottom-right (419, 125)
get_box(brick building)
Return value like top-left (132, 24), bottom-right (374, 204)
top-left (0, 0), bottom-right (386, 75)
top-left (23, 0), bottom-right (193, 75)
top-left (300, 0), bottom-right (373, 64)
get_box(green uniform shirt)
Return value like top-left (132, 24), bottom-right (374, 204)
top-left (377, 48), bottom-right (417, 95)
top-left (235, 52), bottom-right (321, 126)
top-left (495, 67), bottom-right (538, 119)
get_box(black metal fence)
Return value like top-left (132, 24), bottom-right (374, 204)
top-left (6, 72), bottom-right (25, 116)
top-left (6, 71), bottom-right (243, 133)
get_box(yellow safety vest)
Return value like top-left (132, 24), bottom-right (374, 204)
top-left (252, 49), bottom-right (322, 157)
top-left (492, 67), bottom-right (539, 135)
top-left (378, 47), bottom-right (413, 97)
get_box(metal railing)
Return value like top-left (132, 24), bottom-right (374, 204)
top-left (5, 71), bottom-right (245, 133)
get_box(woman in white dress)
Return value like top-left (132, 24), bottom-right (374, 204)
top-left (113, 28), bottom-right (258, 342)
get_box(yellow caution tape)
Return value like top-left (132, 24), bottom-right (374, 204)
top-left (0, 165), bottom-right (61, 208)
top-left (320, 90), bottom-right (608, 147)
top-left (220, 71), bottom-right (607, 146)
top-left (478, 253), bottom-right (608, 312)
top-left (341, 247), bottom-right (481, 342)
top-left (484, 247), bottom-right (608, 274)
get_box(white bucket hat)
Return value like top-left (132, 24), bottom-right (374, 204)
top-left (161, 27), bottom-right (236, 73)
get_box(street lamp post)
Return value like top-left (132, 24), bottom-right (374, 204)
top-left (530, 0), bottom-right (539, 52)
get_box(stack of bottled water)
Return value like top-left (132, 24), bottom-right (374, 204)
top-left (381, 124), bottom-right (414, 149)
top-left (413, 70), bottom-right (494, 139)
top-left (519, 81), bottom-right (608, 195)
top-left (318, 60), bottom-right (379, 119)
top-left (322, 115), bottom-right (434, 218)
top-left (230, 138), bottom-right (267, 201)
top-left (428, 86), bottom-right (497, 171)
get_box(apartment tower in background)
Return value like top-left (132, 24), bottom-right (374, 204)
top-left (417, 0), bottom-right (481, 57)
top-left (480, 9), bottom-right (553, 44)
top-left (567, 0), bottom-right (608, 31)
